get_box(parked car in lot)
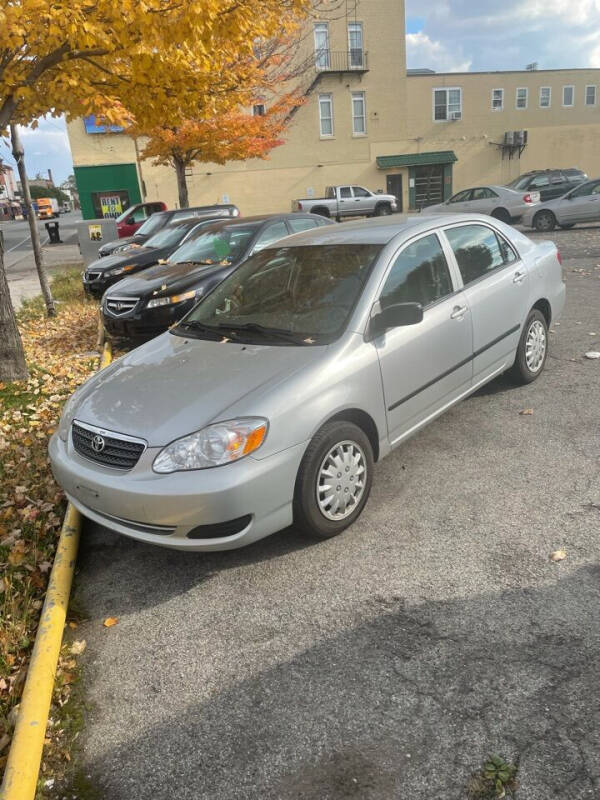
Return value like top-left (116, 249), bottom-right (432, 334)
top-left (425, 185), bottom-right (538, 223)
top-left (51, 213), bottom-right (565, 552)
top-left (505, 168), bottom-right (587, 202)
top-left (292, 185), bottom-right (397, 220)
top-left (521, 177), bottom-right (600, 231)
top-left (83, 216), bottom-right (223, 297)
top-left (101, 213), bottom-right (331, 343)
top-left (98, 204), bottom-right (240, 257)
top-left (115, 201), bottom-right (167, 238)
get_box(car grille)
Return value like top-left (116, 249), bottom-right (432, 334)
top-left (86, 271), bottom-right (101, 281)
top-left (105, 296), bottom-right (139, 316)
top-left (72, 421), bottom-right (146, 470)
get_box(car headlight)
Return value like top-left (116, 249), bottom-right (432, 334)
top-left (106, 264), bottom-right (137, 277)
top-left (153, 418), bottom-right (268, 473)
top-left (146, 289), bottom-right (200, 309)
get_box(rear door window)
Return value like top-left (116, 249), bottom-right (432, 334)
top-left (379, 233), bottom-right (454, 309)
top-left (339, 186), bottom-right (353, 199)
top-left (444, 224), bottom-right (517, 285)
top-left (253, 221), bottom-right (290, 251)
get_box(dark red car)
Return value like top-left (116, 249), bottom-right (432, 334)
top-left (116, 201), bottom-right (167, 238)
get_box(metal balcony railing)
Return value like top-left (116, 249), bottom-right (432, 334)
top-left (314, 49), bottom-right (369, 73)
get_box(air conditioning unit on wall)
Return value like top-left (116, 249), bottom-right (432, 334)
top-left (450, 111), bottom-right (462, 121)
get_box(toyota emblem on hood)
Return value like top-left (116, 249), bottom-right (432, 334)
top-left (91, 434), bottom-right (106, 453)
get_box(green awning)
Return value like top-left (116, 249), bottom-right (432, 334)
top-left (376, 150), bottom-right (458, 169)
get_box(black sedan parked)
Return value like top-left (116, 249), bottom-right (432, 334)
top-left (83, 216), bottom-right (225, 297)
top-left (101, 213), bottom-right (332, 343)
top-left (97, 204), bottom-right (240, 257)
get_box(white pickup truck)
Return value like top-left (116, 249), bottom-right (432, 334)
top-left (292, 185), bottom-right (398, 220)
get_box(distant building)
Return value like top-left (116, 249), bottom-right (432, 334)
top-left (0, 161), bottom-right (20, 220)
top-left (28, 169), bottom-right (55, 190)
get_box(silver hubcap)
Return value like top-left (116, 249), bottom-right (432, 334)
top-left (537, 213), bottom-right (552, 231)
top-left (525, 320), bottom-right (546, 372)
top-left (316, 440), bottom-right (367, 521)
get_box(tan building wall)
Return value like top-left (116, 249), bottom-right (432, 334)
top-left (68, 0), bottom-right (600, 217)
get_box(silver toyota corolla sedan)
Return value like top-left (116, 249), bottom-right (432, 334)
top-left (521, 177), bottom-right (600, 231)
top-left (49, 214), bottom-right (565, 551)
top-left (426, 185), bottom-right (539, 224)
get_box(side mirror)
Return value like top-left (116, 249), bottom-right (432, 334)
top-left (368, 302), bottom-right (423, 339)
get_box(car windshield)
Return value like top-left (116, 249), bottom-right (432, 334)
top-left (173, 244), bottom-right (383, 346)
top-left (505, 176), bottom-right (533, 191)
top-left (144, 224), bottom-right (191, 249)
top-left (169, 224), bottom-right (259, 266)
top-left (134, 213), bottom-right (167, 237)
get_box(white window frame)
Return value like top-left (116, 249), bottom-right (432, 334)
top-left (351, 91), bottom-right (366, 136)
top-left (318, 93), bottom-right (334, 138)
top-left (314, 22), bottom-right (330, 70)
top-left (539, 86), bottom-right (551, 108)
top-left (562, 85), bottom-right (575, 107)
top-left (585, 84), bottom-right (597, 106)
top-left (516, 87), bottom-right (528, 110)
top-left (432, 87), bottom-right (462, 122)
top-left (491, 88), bottom-right (504, 111)
top-left (347, 21), bottom-right (364, 69)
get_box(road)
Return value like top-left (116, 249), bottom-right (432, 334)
top-left (69, 227), bottom-right (600, 800)
top-left (0, 211), bottom-right (82, 271)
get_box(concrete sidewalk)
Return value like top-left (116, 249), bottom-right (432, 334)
top-left (7, 243), bottom-right (83, 308)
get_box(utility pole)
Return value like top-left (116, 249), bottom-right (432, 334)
top-left (10, 124), bottom-right (56, 317)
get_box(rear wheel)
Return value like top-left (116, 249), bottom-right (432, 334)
top-left (375, 203), bottom-right (392, 216)
top-left (491, 207), bottom-right (511, 224)
top-left (311, 206), bottom-right (330, 218)
top-left (509, 309), bottom-right (548, 384)
top-left (533, 210), bottom-right (556, 232)
top-left (293, 421), bottom-right (374, 540)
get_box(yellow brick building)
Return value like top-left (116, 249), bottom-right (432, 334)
top-left (68, 0), bottom-right (600, 218)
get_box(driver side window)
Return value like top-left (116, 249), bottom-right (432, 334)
top-left (569, 182), bottom-right (595, 198)
top-left (449, 190), bottom-right (471, 203)
top-left (380, 234), bottom-right (454, 310)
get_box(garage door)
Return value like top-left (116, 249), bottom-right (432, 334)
top-left (414, 165), bottom-right (444, 209)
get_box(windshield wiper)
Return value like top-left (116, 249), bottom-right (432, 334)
top-left (175, 320), bottom-right (222, 337)
top-left (214, 322), bottom-right (307, 344)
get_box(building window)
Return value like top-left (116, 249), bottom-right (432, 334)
top-left (314, 23), bottom-right (330, 70)
top-left (318, 93), bottom-right (334, 137)
top-left (516, 88), bottom-right (528, 109)
top-left (351, 91), bottom-right (366, 135)
top-left (252, 104), bottom-right (266, 116)
top-left (585, 85), bottom-right (596, 106)
top-left (563, 85), bottom-right (575, 106)
top-left (433, 87), bottom-right (462, 121)
top-left (539, 87), bottom-right (551, 108)
top-left (491, 88), bottom-right (504, 111)
top-left (348, 22), bottom-right (364, 68)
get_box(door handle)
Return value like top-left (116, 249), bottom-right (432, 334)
top-left (513, 270), bottom-right (526, 284)
top-left (450, 305), bottom-right (468, 320)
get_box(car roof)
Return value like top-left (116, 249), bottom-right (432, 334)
top-left (162, 215), bottom-right (222, 229)
top-left (182, 213), bottom-right (323, 236)
top-left (269, 213), bottom-right (501, 247)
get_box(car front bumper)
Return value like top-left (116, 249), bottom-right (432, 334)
top-left (101, 298), bottom-right (196, 342)
top-left (49, 431), bottom-right (306, 551)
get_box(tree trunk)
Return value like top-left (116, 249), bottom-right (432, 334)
top-left (10, 124), bottom-right (56, 317)
top-left (173, 156), bottom-right (189, 208)
top-left (0, 232), bottom-right (28, 382)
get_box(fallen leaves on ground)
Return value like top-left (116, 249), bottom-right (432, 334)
top-left (519, 409), bottom-right (534, 416)
top-left (550, 549), bottom-right (567, 562)
top-left (0, 276), bottom-right (99, 783)
top-left (103, 617), bottom-right (119, 628)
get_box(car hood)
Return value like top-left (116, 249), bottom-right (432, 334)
top-left (105, 259), bottom-right (240, 298)
top-left (87, 247), bottom-right (166, 274)
top-left (99, 234), bottom-right (146, 253)
top-left (68, 332), bottom-right (325, 445)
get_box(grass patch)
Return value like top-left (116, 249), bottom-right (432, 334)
top-left (0, 268), bottom-right (100, 787)
top-left (467, 754), bottom-right (519, 799)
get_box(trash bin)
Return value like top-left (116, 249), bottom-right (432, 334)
top-left (45, 221), bottom-right (62, 244)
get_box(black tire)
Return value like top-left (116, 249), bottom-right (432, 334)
top-left (509, 309), bottom-right (548, 384)
top-left (559, 223), bottom-right (575, 229)
top-left (491, 207), bottom-right (511, 224)
top-left (311, 206), bottom-right (330, 218)
top-left (374, 202), bottom-right (392, 216)
top-left (533, 210), bottom-right (556, 232)
top-left (293, 421), bottom-right (374, 540)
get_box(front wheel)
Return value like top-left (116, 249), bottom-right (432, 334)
top-left (293, 421), bottom-right (374, 539)
top-left (509, 309), bottom-right (548, 384)
top-left (533, 210), bottom-right (556, 232)
top-left (374, 203), bottom-right (392, 216)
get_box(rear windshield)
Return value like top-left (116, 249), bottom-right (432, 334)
top-left (169, 224), bottom-right (259, 266)
top-left (505, 176), bottom-right (533, 191)
top-left (175, 244), bottom-right (382, 345)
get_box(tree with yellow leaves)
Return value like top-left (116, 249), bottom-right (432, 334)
top-left (0, 0), bottom-right (313, 381)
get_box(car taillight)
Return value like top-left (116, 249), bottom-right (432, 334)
top-left (523, 194), bottom-right (533, 203)
top-left (556, 249), bottom-right (562, 265)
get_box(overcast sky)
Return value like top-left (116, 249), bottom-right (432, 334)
top-left (2, 1), bottom-right (600, 187)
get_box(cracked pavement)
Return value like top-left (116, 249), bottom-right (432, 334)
top-left (68, 226), bottom-right (600, 799)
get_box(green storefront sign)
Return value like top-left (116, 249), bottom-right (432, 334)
top-left (74, 163), bottom-right (141, 220)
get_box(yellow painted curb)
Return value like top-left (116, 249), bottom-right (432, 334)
top-left (0, 341), bottom-right (113, 800)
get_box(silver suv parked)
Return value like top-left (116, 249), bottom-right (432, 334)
top-left (50, 215), bottom-right (565, 551)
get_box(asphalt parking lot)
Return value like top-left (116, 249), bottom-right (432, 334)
top-left (72, 225), bottom-right (600, 799)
